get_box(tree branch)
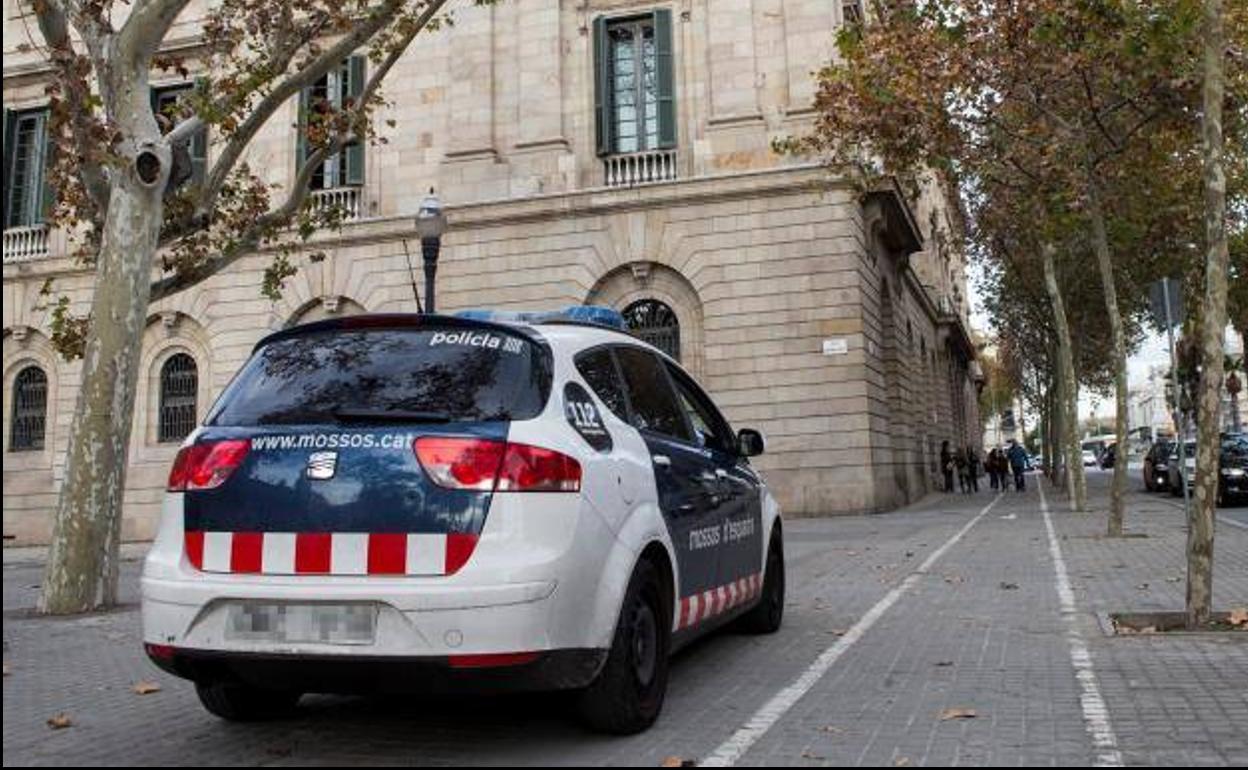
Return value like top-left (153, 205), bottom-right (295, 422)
top-left (116, 0), bottom-right (196, 67)
top-left (33, 0), bottom-right (111, 212)
top-left (194, 0), bottom-right (448, 222)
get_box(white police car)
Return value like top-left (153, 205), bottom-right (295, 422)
top-left (141, 306), bottom-right (783, 734)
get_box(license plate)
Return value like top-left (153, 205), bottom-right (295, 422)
top-left (224, 602), bottom-right (377, 645)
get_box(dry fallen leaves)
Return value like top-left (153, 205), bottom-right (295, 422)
top-left (939, 707), bottom-right (978, 721)
top-left (47, 713), bottom-right (73, 730)
top-left (660, 757), bottom-right (695, 768)
top-left (894, 757), bottom-right (914, 767)
top-left (1229, 607), bottom-right (1248, 627)
top-left (998, 581), bottom-right (1019, 590)
top-left (132, 681), bottom-right (162, 695)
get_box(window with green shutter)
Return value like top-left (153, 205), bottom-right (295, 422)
top-left (297, 56), bottom-right (366, 190)
top-left (151, 84), bottom-right (209, 189)
top-left (593, 9), bottom-right (675, 157)
top-left (3, 108), bottom-right (51, 229)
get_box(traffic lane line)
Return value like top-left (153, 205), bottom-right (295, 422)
top-left (1149, 493), bottom-right (1248, 531)
top-left (699, 492), bottom-right (1005, 767)
top-left (1038, 481), bottom-right (1123, 768)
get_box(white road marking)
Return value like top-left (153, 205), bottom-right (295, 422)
top-left (1218, 515), bottom-right (1248, 531)
top-left (1038, 482), bottom-right (1123, 767)
top-left (700, 494), bottom-right (1004, 767)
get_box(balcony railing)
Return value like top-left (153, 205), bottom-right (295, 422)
top-left (3, 225), bottom-right (50, 264)
top-left (603, 149), bottom-right (679, 188)
top-left (307, 187), bottom-right (363, 222)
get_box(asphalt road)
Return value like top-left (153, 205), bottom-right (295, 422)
top-left (4, 472), bottom-right (1246, 766)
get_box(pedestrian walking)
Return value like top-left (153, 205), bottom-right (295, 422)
top-left (966, 445), bottom-right (981, 493)
top-left (1007, 440), bottom-right (1028, 492)
top-left (955, 448), bottom-right (970, 493)
top-left (987, 447), bottom-right (1002, 490)
top-left (941, 440), bottom-right (955, 492)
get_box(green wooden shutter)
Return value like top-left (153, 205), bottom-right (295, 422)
top-left (3, 109), bottom-right (14, 229)
top-left (37, 110), bottom-right (53, 222)
top-left (593, 16), bottom-right (611, 156)
top-left (344, 56), bottom-right (365, 186)
top-left (653, 8), bottom-right (676, 149)
top-left (190, 78), bottom-right (208, 186)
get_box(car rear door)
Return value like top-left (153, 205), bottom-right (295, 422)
top-left (664, 361), bottom-right (764, 606)
top-left (612, 346), bottom-right (721, 609)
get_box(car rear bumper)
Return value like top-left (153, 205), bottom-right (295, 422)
top-left (144, 644), bottom-right (607, 693)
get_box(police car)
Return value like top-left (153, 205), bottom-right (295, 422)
top-left (141, 306), bottom-right (784, 734)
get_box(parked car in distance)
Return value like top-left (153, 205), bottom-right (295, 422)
top-left (1142, 440), bottom-right (1174, 492)
top-left (1167, 440), bottom-right (1198, 496)
top-left (1082, 449), bottom-right (1099, 467)
top-left (1217, 433), bottom-right (1248, 507)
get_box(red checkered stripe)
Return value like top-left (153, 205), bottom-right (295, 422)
top-left (675, 572), bottom-right (763, 631)
top-left (183, 531), bottom-right (478, 576)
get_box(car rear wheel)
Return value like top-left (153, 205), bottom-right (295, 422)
top-left (577, 559), bottom-right (670, 735)
top-left (739, 534), bottom-right (785, 634)
top-left (195, 681), bottom-right (302, 721)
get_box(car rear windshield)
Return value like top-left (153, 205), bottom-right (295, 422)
top-left (208, 327), bottom-right (551, 426)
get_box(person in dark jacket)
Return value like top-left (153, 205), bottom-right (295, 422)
top-left (941, 440), bottom-right (955, 492)
top-left (986, 448), bottom-right (1002, 490)
top-left (1007, 440), bottom-right (1028, 492)
top-left (966, 446), bottom-right (981, 493)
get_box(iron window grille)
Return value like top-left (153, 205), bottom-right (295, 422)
top-left (158, 353), bottom-right (198, 443)
top-left (623, 299), bottom-right (681, 362)
top-left (9, 365), bottom-right (47, 452)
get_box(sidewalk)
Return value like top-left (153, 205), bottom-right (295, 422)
top-left (2, 472), bottom-right (1244, 766)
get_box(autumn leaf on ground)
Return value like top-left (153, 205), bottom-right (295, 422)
top-left (1229, 607), bottom-right (1248, 627)
top-left (47, 713), bottom-right (73, 729)
top-left (999, 581), bottom-right (1019, 590)
top-left (939, 707), bottom-right (978, 721)
top-left (934, 660), bottom-right (954, 667)
top-left (132, 681), bottom-right (162, 695)
top-left (943, 575), bottom-right (964, 584)
top-left (660, 757), bottom-right (695, 768)
top-left (821, 724), bottom-right (844, 734)
top-left (801, 749), bottom-right (826, 760)
top-left (895, 757), bottom-right (914, 767)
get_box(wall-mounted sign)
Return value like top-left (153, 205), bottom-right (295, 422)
top-left (822, 338), bottom-right (849, 356)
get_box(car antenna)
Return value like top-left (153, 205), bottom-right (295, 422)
top-left (401, 238), bottom-right (424, 313)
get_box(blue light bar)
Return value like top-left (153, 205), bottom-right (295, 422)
top-left (454, 305), bottom-right (626, 330)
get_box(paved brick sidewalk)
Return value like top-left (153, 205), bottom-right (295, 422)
top-left (3, 474), bottom-right (1244, 766)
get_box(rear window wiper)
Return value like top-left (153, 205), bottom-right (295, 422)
top-left (330, 408), bottom-right (454, 424)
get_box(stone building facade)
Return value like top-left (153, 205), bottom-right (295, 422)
top-left (2, 0), bottom-right (981, 545)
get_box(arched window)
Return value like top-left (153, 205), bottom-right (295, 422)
top-left (623, 299), bottom-right (680, 361)
top-left (9, 365), bottom-right (48, 452)
top-left (158, 353), bottom-right (198, 443)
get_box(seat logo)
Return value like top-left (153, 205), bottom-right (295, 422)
top-left (306, 451), bottom-right (338, 480)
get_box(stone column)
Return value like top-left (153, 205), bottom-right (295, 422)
top-left (446, 2), bottom-right (497, 160)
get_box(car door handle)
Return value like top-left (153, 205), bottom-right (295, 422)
top-left (652, 454), bottom-right (672, 468)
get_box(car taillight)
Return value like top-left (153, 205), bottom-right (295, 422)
top-left (496, 443), bottom-right (582, 492)
top-left (167, 439), bottom-right (251, 492)
top-left (413, 437), bottom-right (581, 493)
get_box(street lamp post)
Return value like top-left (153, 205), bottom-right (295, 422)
top-left (414, 189), bottom-right (447, 314)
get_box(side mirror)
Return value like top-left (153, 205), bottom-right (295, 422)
top-left (737, 428), bottom-right (765, 457)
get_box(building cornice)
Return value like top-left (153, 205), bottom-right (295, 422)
top-left (4, 164), bottom-right (851, 281)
